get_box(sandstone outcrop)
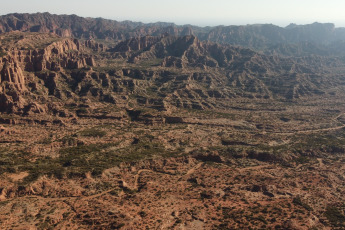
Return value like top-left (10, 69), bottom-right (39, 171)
top-left (7, 38), bottom-right (95, 72)
top-left (0, 56), bottom-right (26, 91)
top-left (0, 33), bottom-right (97, 113)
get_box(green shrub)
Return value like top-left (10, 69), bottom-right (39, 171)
top-left (79, 128), bottom-right (107, 138)
top-left (293, 196), bottom-right (313, 211)
top-left (0, 49), bottom-right (7, 57)
top-left (324, 206), bottom-right (345, 227)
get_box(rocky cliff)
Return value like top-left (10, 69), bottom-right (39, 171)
top-left (0, 32), bottom-right (97, 113)
top-left (0, 56), bottom-right (26, 91)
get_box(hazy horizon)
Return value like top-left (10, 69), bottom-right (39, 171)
top-left (1, 0), bottom-right (345, 27)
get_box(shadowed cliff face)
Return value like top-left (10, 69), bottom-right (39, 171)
top-left (0, 57), bottom-right (26, 91)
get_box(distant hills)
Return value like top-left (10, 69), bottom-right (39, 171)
top-left (1, 12), bottom-right (345, 56)
top-left (2, 13), bottom-right (345, 114)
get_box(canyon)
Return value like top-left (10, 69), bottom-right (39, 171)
top-left (0, 13), bottom-right (345, 229)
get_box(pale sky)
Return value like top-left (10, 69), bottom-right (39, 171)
top-left (1, 0), bottom-right (345, 27)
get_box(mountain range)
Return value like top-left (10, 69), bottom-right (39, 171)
top-left (2, 12), bottom-right (345, 55)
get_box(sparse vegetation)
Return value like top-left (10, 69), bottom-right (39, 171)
top-left (293, 196), bottom-right (313, 211)
top-left (324, 206), bottom-right (345, 227)
top-left (79, 128), bottom-right (107, 138)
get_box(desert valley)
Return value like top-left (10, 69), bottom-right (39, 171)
top-left (0, 13), bottom-right (345, 229)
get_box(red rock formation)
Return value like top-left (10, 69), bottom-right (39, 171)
top-left (0, 34), bottom-right (97, 113)
top-left (0, 57), bottom-right (26, 91)
top-left (7, 38), bottom-right (95, 72)
top-left (84, 40), bottom-right (105, 52)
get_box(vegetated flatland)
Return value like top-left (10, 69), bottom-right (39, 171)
top-left (0, 15), bottom-right (345, 229)
top-left (1, 97), bottom-right (345, 229)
